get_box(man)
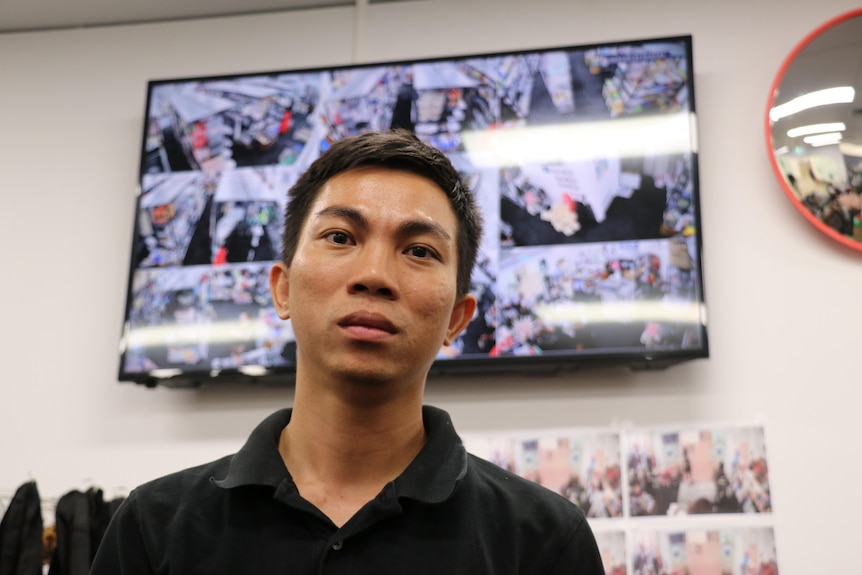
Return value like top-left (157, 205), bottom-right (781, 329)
top-left (91, 130), bottom-right (605, 574)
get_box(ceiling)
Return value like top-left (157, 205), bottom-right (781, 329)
top-left (0, 0), bottom-right (376, 34)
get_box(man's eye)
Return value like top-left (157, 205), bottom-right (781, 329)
top-left (409, 246), bottom-right (433, 259)
top-left (328, 232), bottom-right (351, 245)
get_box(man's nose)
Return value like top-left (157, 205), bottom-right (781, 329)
top-left (347, 244), bottom-right (398, 298)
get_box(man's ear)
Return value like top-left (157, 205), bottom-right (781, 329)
top-left (443, 294), bottom-right (477, 346)
top-left (269, 262), bottom-right (291, 320)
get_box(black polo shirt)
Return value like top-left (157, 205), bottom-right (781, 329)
top-left (90, 406), bottom-right (604, 574)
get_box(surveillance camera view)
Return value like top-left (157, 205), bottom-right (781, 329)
top-left (121, 37), bottom-right (706, 382)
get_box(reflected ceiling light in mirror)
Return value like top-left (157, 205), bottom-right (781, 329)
top-left (768, 86), bottom-right (854, 122)
top-left (803, 132), bottom-right (842, 146)
top-left (766, 7), bottom-right (862, 252)
top-left (839, 142), bottom-right (862, 156)
top-left (786, 122), bottom-right (846, 137)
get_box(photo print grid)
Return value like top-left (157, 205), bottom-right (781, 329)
top-left (461, 423), bottom-right (778, 575)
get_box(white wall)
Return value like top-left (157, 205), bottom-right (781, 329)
top-left (1, 0), bottom-right (860, 572)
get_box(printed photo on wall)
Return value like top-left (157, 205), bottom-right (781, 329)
top-left (630, 526), bottom-right (778, 575)
top-left (463, 430), bottom-right (623, 519)
top-left (594, 529), bottom-right (627, 575)
top-left (625, 425), bottom-right (771, 517)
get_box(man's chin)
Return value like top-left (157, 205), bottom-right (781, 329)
top-left (333, 362), bottom-right (429, 393)
top-left (340, 369), bottom-right (394, 387)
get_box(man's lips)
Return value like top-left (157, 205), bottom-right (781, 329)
top-left (337, 312), bottom-right (398, 337)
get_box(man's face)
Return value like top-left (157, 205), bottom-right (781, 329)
top-left (270, 166), bottom-right (476, 389)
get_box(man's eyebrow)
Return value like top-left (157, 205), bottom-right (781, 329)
top-left (396, 219), bottom-right (452, 243)
top-left (313, 206), bottom-right (369, 229)
top-left (313, 205), bottom-right (452, 243)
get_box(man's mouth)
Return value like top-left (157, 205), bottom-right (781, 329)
top-left (337, 312), bottom-right (398, 338)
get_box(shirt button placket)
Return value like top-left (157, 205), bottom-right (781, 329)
top-left (320, 537), bottom-right (348, 575)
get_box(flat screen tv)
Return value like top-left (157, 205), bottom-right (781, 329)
top-left (119, 34), bottom-right (708, 388)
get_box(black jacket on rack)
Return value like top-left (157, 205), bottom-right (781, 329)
top-left (0, 480), bottom-right (43, 575)
top-left (47, 488), bottom-right (115, 575)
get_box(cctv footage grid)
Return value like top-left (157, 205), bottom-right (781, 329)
top-left (122, 38), bottom-right (705, 375)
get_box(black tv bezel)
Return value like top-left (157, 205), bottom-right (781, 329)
top-left (119, 34), bottom-right (709, 388)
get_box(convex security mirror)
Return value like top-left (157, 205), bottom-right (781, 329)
top-left (767, 8), bottom-right (862, 252)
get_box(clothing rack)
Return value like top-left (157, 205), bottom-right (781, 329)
top-left (0, 480), bottom-right (127, 575)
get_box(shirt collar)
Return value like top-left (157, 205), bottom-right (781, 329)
top-left (211, 408), bottom-right (292, 489)
top-left (393, 405), bottom-right (469, 504)
top-left (212, 405), bottom-right (468, 504)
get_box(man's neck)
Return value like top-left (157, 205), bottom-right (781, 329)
top-left (279, 379), bottom-right (426, 526)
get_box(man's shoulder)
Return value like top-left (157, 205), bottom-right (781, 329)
top-left (131, 453), bottom-right (235, 507)
top-left (464, 453), bottom-right (585, 522)
top-left (456, 454), bottom-right (603, 573)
